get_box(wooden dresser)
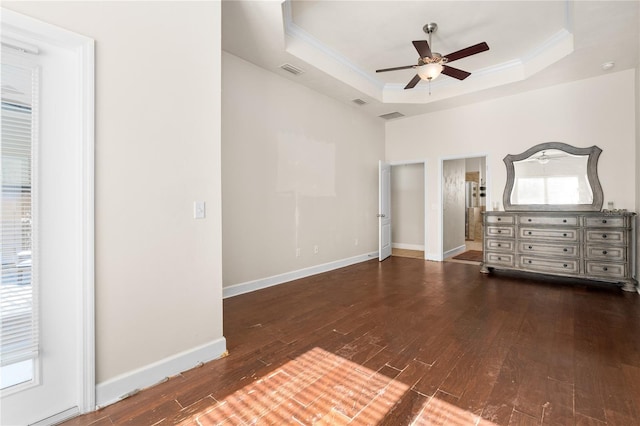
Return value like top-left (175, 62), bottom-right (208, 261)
top-left (481, 211), bottom-right (637, 291)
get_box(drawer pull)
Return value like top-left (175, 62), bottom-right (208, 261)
top-left (603, 267), bottom-right (608, 271)
top-left (563, 264), bottom-right (568, 268)
top-left (528, 260), bottom-right (532, 264)
top-left (563, 219), bottom-right (567, 223)
top-left (602, 250), bottom-right (608, 255)
top-left (528, 231), bottom-right (532, 235)
top-left (602, 219), bottom-right (607, 224)
top-left (498, 230), bottom-right (502, 234)
top-left (528, 218), bottom-right (532, 222)
top-left (563, 233), bottom-right (567, 237)
top-left (497, 257), bottom-right (502, 260)
top-left (497, 243), bottom-right (502, 247)
top-left (528, 245), bottom-right (533, 249)
top-left (602, 234), bottom-right (607, 239)
top-left (497, 218), bottom-right (501, 221)
top-left (563, 248), bottom-right (568, 252)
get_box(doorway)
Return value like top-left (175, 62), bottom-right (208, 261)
top-left (441, 155), bottom-right (487, 261)
top-left (390, 162), bottom-right (426, 260)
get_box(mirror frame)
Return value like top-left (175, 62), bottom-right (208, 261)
top-left (503, 142), bottom-right (603, 211)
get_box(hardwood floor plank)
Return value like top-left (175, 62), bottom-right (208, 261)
top-left (540, 378), bottom-right (574, 425)
top-left (508, 410), bottom-right (540, 426)
top-left (58, 258), bottom-right (640, 426)
top-left (377, 389), bottom-right (429, 426)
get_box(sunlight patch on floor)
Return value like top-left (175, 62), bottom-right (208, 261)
top-left (176, 347), bottom-right (498, 425)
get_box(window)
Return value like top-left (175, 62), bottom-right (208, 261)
top-left (1, 54), bottom-right (39, 390)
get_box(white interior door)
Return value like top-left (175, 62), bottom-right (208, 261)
top-left (1, 10), bottom-right (94, 425)
top-left (379, 161), bottom-right (392, 261)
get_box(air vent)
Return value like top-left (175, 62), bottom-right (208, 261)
top-left (378, 112), bottom-right (405, 120)
top-left (352, 98), bottom-right (367, 106)
top-left (280, 63), bottom-right (304, 76)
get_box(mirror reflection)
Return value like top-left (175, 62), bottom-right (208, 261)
top-left (510, 149), bottom-right (593, 205)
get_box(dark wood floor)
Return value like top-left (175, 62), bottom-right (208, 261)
top-left (62, 257), bottom-right (640, 425)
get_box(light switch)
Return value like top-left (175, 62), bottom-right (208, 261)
top-left (194, 201), bottom-right (206, 219)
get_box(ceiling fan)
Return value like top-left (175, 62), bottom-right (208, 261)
top-left (376, 23), bottom-right (490, 90)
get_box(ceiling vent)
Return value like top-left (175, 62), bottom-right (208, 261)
top-left (280, 63), bottom-right (304, 76)
top-left (352, 98), bottom-right (367, 106)
top-left (378, 112), bottom-right (405, 120)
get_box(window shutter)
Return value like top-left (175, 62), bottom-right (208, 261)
top-left (1, 60), bottom-right (39, 368)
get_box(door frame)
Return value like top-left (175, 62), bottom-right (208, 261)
top-left (2, 8), bottom-right (96, 416)
top-left (388, 160), bottom-right (428, 260)
top-left (438, 153), bottom-right (491, 261)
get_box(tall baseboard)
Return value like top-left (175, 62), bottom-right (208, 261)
top-left (223, 252), bottom-right (378, 299)
top-left (443, 244), bottom-right (466, 259)
top-left (96, 337), bottom-right (227, 409)
top-left (391, 243), bottom-right (425, 251)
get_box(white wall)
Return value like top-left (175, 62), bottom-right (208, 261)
top-left (222, 52), bottom-right (384, 287)
top-left (4, 1), bottom-right (225, 390)
top-left (391, 164), bottom-right (424, 250)
top-left (386, 70), bottom-right (637, 258)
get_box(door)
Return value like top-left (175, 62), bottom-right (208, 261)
top-left (379, 161), bottom-right (392, 261)
top-left (1, 11), bottom-right (95, 425)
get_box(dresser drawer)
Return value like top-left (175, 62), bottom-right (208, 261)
top-left (520, 227), bottom-right (578, 242)
top-left (519, 215), bottom-right (578, 226)
top-left (584, 216), bottom-right (625, 228)
top-left (486, 252), bottom-right (514, 266)
top-left (585, 230), bottom-right (626, 244)
top-left (519, 242), bottom-right (578, 257)
top-left (585, 261), bottom-right (627, 279)
top-left (486, 215), bottom-right (515, 225)
top-left (519, 255), bottom-right (579, 274)
top-left (586, 246), bottom-right (626, 261)
top-left (486, 226), bottom-right (514, 238)
top-left (486, 239), bottom-right (515, 251)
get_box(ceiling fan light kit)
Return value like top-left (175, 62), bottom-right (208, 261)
top-left (376, 22), bottom-right (490, 92)
top-left (417, 63), bottom-right (444, 81)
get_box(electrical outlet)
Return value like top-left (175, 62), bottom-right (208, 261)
top-left (296, 248), bottom-right (301, 257)
top-left (313, 245), bottom-right (319, 254)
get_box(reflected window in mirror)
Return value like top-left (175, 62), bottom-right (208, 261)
top-left (502, 143), bottom-right (603, 211)
top-left (511, 150), bottom-right (592, 205)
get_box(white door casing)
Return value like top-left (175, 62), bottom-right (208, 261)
top-left (379, 161), bottom-right (391, 261)
top-left (1, 9), bottom-right (95, 425)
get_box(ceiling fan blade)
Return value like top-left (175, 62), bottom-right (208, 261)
top-left (442, 65), bottom-right (471, 80)
top-left (404, 74), bottom-right (421, 90)
top-left (444, 42), bottom-right (489, 63)
top-left (376, 65), bottom-right (415, 73)
top-left (412, 40), bottom-right (432, 58)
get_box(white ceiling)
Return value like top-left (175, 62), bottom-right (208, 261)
top-left (222, 1), bottom-right (640, 119)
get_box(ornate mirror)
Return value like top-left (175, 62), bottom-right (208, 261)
top-left (503, 142), bottom-right (603, 211)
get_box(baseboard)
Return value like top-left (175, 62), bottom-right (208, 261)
top-left (223, 252), bottom-right (378, 299)
top-left (95, 337), bottom-right (227, 409)
top-left (443, 244), bottom-right (466, 259)
top-left (30, 407), bottom-right (79, 426)
top-left (426, 251), bottom-right (442, 261)
top-left (391, 243), bottom-right (425, 251)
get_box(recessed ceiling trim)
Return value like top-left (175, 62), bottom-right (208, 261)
top-left (283, 0), bottom-right (383, 93)
top-left (282, 0), bottom-right (575, 105)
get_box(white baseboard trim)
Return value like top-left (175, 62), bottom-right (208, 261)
top-left (30, 407), bottom-right (79, 426)
top-left (223, 252), bottom-right (378, 299)
top-left (96, 337), bottom-right (227, 409)
top-left (426, 252), bottom-right (442, 261)
top-left (443, 244), bottom-right (466, 259)
top-left (391, 243), bottom-right (425, 251)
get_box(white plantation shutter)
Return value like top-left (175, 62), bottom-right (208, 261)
top-left (1, 60), bottom-right (39, 368)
